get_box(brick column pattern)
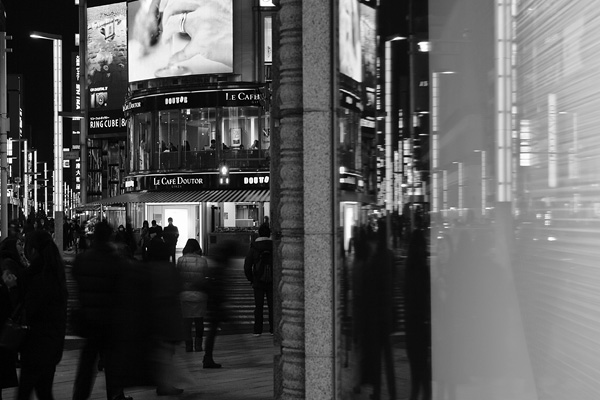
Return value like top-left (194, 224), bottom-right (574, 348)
top-left (273, 0), bottom-right (306, 399)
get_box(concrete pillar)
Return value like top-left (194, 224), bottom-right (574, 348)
top-left (273, 0), bottom-right (335, 398)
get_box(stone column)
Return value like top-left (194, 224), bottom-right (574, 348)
top-left (272, 0), bottom-right (335, 399)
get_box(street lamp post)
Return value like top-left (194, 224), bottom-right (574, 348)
top-left (385, 35), bottom-right (405, 246)
top-left (43, 161), bottom-right (48, 216)
top-left (1, 25), bottom-right (11, 239)
top-left (31, 31), bottom-right (63, 253)
top-left (33, 149), bottom-right (38, 213)
top-left (35, 161), bottom-right (47, 216)
top-left (23, 140), bottom-right (28, 219)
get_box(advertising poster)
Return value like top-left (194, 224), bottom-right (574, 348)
top-left (87, 2), bottom-right (128, 111)
top-left (128, 0), bottom-right (233, 82)
top-left (360, 2), bottom-right (376, 117)
top-left (339, 0), bottom-right (362, 83)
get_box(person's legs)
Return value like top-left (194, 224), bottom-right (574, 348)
top-left (253, 287), bottom-right (265, 334)
top-left (155, 341), bottom-right (183, 396)
top-left (203, 317), bottom-right (221, 368)
top-left (17, 365), bottom-right (37, 400)
top-left (266, 286), bottom-right (274, 334)
top-left (72, 336), bottom-right (100, 400)
top-left (169, 246), bottom-right (176, 264)
top-left (33, 364), bottom-right (57, 400)
top-left (194, 317), bottom-right (204, 351)
top-left (182, 318), bottom-right (193, 352)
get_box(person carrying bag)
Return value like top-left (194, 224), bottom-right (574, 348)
top-left (0, 302), bottom-right (28, 352)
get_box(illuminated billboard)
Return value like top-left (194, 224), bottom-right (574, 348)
top-left (360, 4), bottom-right (376, 88)
top-left (128, 0), bottom-right (233, 82)
top-left (87, 2), bottom-right (128, 111)
top-left (339, 0), bottom-right (362, 83)
top-left (360, 3), bottom-right (376, 116)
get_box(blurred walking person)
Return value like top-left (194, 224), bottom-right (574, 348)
top-left (243, 223), bottom-right (274, 336)
top-left (139, 220), bottom-right (150, 261)
top-left (203, 240), bottom-right (236, 368)
top-left (15, 230), bottom-right (68, 400)
top-left (146, 234), bottom-right (186, 396)
top-left (71, 221), bottom-right (132, 400)
top-left (176, 239), bottom-right (209, 352)
top-left (0, 238), bottom-right (26, 399)
top-left (404, 229), bottom-right (431, 400)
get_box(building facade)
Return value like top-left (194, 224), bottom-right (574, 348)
top-left (83, 0), bottom-right (276, 254)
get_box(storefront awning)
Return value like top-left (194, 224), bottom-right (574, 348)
top-left (82, 189), bottom-right (270, 206)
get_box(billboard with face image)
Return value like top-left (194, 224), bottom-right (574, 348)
top-left (127, 0), bottom-right (234, 82)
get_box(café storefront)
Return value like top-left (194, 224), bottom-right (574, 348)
top-left (90, 170), bottom-right (270, 256)
top-left (83, 83), bottom-right (273, 255)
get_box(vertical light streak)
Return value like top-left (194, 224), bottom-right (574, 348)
top-left (385, 40), bottom-right (393, 212)
top-left (481, 150), bottom-right (487, 216)
top-left (432, 133), bottom-right (439, 213)
top-left (44, 162), bottom-right (47, 215)
top-left (432, 72), bottom-right (439, 132)
top-left (23, 140), bottom-right (28, 219)
top-left (495, 0), bottom-right (513, 202)
top-left (33, 150), bottom-right (37, 212)
top-left (457, 162), bottom-right (464, 217)
top-left (54, 38), bottom-right (63, 214)
top-left (548, 93), bottom-right (557, 188)
top-left (442, 169), bottom-right (448, 216)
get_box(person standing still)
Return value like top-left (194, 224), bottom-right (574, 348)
top-left (176, 239), bottom-right (208, 353)
top-left (163, 218), bottom-right (179, 264)
top-left (243, 223), bottom-right (274, 336)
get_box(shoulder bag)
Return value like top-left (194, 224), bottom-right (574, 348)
top-left (0, 303), bottom-right (29, 352)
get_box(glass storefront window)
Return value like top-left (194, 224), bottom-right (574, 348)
top-left (156, 110), bottom-right (181, 170)
top-left (127, 105), bottom-right (270, 173)
top-left (131, 112), bottom-right (152, 172)
top-left (221, 107), bottom-right (270, 169)
top-left (338, 108), bottom-right (361, 173)
top-left (182, 108), bottom-right (217, 170)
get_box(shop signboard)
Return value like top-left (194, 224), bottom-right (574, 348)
top-left (123, 88), bottom-right (263, 114)
top-left (136, 172), bottom-right (270, 191)
top-left (64, 150), bottom-right (80, 160)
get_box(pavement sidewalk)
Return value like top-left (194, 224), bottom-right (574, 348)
top-left (2, 333), bottom-right (276, 400)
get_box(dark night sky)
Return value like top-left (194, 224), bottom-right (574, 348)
top-left (5, 0), bottom-right (78, 167)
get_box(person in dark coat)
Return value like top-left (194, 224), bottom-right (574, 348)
top-left (71, 221), bottom-right (132, 400)
top-left (16, 230), bottom-right (68, 400)
top-left (139, 220), bottom-right (151, 261)
top-left (202, 240), bottom-right (235, 369)
top-left (243, 223), bottom-right (274, 336)
top-left (0, 239), bottom-right (25, 398)
top-left (162, 218), bottom-right (179, 264)
top-left (404, 228), bottom-right (432, 400)
top-left (356, 219), bottom-right (396, 400)
top-left (146, 227), bottom-right (168, 262)
top-left (146, 231), bottom-right (186, 395)
top-left (175, 239), bottom-right (209, 352)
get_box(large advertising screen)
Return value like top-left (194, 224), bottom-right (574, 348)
top-left (87, 2), bottom-right (128, 111)
top-left (339, 0), bottom-right (362, 83)
top-left (128, 0), bottom-right (233, 82)
top-left (360, 3), bottom-right (376, 117)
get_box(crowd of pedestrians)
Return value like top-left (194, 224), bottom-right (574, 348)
top-left (0, 216), bottom-right (257, 400)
